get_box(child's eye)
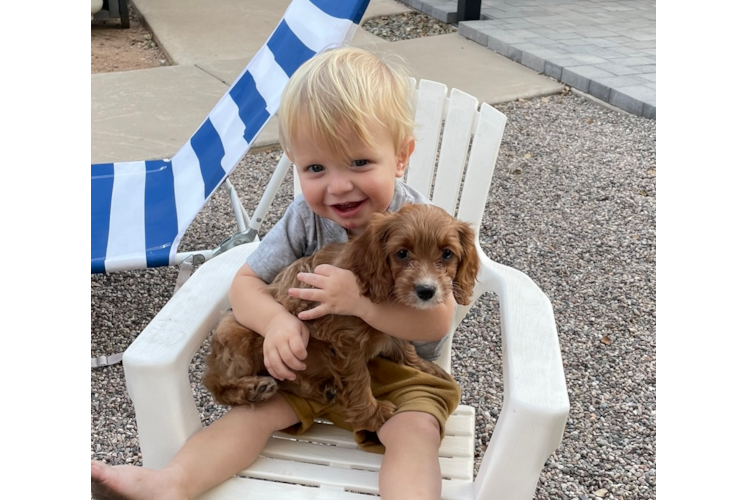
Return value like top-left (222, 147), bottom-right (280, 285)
top-left (351, 159), bottom-right (369, 167)
top-left (305, 164), bottom-right (325, 173)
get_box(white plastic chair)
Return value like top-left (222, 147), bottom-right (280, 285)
top-left (123, 79), bottom-right (570, 499)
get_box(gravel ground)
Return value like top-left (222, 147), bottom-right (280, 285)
top-left (92, 12), bottom-right (656, 500)
top-left (363, 11), bottom-right (457, 41)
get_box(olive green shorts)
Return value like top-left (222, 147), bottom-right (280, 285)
top-left (279, 357), bottom-right (461, 454)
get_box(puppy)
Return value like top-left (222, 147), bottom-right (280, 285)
top-left (204, 203), bottom-right (480, 432)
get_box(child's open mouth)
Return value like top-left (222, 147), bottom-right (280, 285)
top-left (331, 200), bottom-right (364, 217)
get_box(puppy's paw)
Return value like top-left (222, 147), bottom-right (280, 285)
top-left (214, 376), bottom-right (278, 406)
top-left (244, 376), bottom-right (279, 402)
top-left (377, 399), bottom-right (397, 421)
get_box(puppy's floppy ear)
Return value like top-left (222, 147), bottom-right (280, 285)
top-left (453, 222), bottom-right (480, 305)
top-left (345, 212), bottom-right (398, 303)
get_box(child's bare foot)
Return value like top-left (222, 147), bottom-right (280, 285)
top-left (91, 461), bottom-right (189, 500)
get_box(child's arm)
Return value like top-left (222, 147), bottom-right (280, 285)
top-left (288, 264), bottom-right (454, 342)
top-left (229, 263), bottom-right (310, 381)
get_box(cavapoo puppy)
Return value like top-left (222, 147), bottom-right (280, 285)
top-left (204, 203), bottom-right (480, 431)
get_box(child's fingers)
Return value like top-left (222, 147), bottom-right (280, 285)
top-left (279, 343), bottom-right (307, 372)
top-left (264, 349), bottom-right (294, 381)
top-left (288, 287), bottom-right (321, 301)
top-left (289, 334), bottom-right (308, 361)
top-left (312, 264), bottom-right (336, 276)
top-left (296, 272), bottom-right (325, 287)
top-left (269, 360), bottom-right (298, 381)
top-left (264, 344), bottom-right (304, 380)
top-left (297, 304), bottom-right (327, 321)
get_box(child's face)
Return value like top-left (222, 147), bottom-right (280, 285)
top-left (289, 121), bottom-right (414, 237)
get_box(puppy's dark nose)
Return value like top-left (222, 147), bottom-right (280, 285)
top-left (415, 285), bottom-right (436, 301)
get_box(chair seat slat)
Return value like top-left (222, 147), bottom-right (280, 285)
top-left (252, 404), bottom-right (475, 489)
top-left (268, 427), bottom-right (473, 461)
top-left (239, 456), bottom-right (380, 494)
top-left (199, 467), bottom-right (474, 500)
top-left (247, 437), bottom-right (473, 483)
top-left (198, 475), bottom-right (367, 500)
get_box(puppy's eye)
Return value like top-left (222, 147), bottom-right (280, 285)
top-left (396, 249), bottom-right (409, 260)
top-left (442, 249), bottom-right (453, 260)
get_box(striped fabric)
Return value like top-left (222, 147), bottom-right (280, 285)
top-left (91, 0), bottom-right (370, 273)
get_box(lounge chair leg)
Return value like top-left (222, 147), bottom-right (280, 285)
top-left (174, 254), bottom-right (205, 294)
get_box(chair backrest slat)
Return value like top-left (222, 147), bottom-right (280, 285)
top-left (430, 88), bottom-right (478, 215)
top-left (405, 80), bottom-right (448, 197)
top-left (456, 103), bottom-right (507, 236)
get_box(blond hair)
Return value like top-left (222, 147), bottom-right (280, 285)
top-left (278, 47), bottom-right (415, 163)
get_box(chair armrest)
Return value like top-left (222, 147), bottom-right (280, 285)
top-left (122, 243), bottom-right (260, 469)
top-left (471, 248), bottom-right (570, 500)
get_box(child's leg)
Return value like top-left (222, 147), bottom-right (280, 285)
top-left (91, 394), bottom-right (300, 500)
top-left (377, 411), bottom-right (443, 500)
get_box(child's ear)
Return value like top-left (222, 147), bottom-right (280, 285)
top-left (395, 136), bottom-right (415, 178)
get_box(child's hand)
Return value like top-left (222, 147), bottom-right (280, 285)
top-left (289, 265), bottom-right (370, 321)
top-left (262, 313), bottom-right (310, 381)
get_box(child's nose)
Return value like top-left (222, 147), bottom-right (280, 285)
top-left (327, 171), bottom-right (353, 194)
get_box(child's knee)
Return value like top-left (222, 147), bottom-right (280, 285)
top-left (378, 411), bottom-right (441, 447)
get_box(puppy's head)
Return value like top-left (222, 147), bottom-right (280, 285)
top-left (347, 204), bottom-right (479, 307)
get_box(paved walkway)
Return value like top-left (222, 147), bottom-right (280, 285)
top-left (401, 0), bottom-right (655, 118)
top-left (93, 0), bottom-right (564, 163)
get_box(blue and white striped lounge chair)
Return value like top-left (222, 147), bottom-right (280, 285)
top-left (91, 0), bottom-right (371, 367)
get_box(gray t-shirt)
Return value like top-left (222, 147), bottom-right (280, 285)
top-left (247, 180), bottom-right (448, 361)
